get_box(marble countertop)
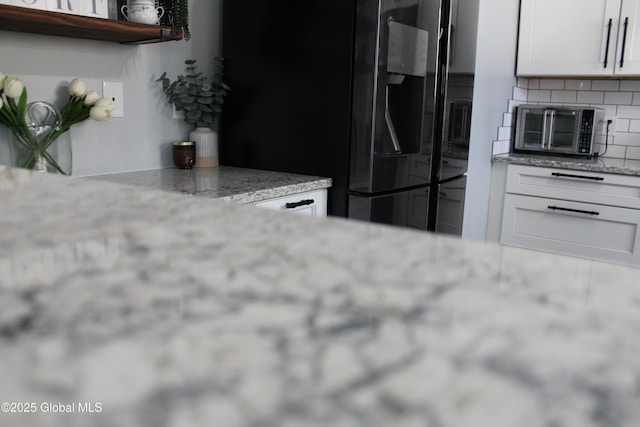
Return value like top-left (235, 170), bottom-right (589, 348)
top-left (492, 153), bottom-right (640, 176)
top-left (2, 165), bottom-right (640, 427)
top-left (82, 166), bottom-right (332, 203)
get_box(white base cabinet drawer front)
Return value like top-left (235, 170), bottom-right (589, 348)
top-left (506, 165), bottom-right (640, 209)
top-left (501, 194), bottom-right (640, 265)
top-left (253, 189), bottom-right (328, 217)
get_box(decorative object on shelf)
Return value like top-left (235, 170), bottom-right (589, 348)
top-left (157, 57), bottom-right (229, 168)
top-left (121, 0), bottom-right (164, 25)
top-left (157, 0), bottom-right (189, 40)
top-left (172, 140), bottom-right (195, 169)
top-left (9, 0), bottom-right (109, 19)
top-left (0, 73), bottom-right (114, 175)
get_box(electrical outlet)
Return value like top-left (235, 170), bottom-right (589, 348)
top-left (604, 116), bottom-right (616, 132)
top-left (172, 104), bottom-right (185, 120)
top-left (102, 81), bottom-right (124, 118)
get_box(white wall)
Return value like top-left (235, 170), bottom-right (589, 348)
top-left (0, 1), bottom-right (221, 176)
top-left (461, 0), bottom-right (519, 240)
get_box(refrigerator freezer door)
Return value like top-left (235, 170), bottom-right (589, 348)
top-left (435, 175), bottom-right (466, 235)
top-left (348, 187), bottom-right (429, 229)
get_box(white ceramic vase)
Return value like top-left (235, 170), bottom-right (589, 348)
top-left (189, 127), bottom-right (218, 168)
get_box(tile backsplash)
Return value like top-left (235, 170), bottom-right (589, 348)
top-left (492, 78), bottom-right (640, 160)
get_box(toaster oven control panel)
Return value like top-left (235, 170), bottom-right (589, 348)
top-left (579, 110), bottom-right (594, 154)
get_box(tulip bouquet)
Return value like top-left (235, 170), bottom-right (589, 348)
top-left (0, 73), bottom-right (114, 175)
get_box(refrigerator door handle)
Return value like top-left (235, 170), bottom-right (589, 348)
top-left (385, 75), bottom-right (405, 154)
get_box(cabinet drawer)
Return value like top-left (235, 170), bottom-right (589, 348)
top-left (253, 189), bottom-right (327, 217)
top-left (506, 165), bottom-right (640, 209)
top-left (501, 194), bottom-right (640, 265)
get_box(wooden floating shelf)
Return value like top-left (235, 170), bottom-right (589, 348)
top-left (0, 4), bottom-right (182, 44)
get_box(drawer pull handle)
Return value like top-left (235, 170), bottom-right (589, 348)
top-left (547, 205), bottom-right (600, 216)
top-left (550, 172), bottom-right (604, 181)
top-left (285, 199), bottom-right (315, 209)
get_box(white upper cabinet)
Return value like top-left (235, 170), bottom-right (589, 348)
top-left (517, 0), bottom-right (640, 77)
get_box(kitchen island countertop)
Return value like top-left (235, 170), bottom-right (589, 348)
top-left (1, 165), bottom-right (640, 427)
top-left (82, 166), bottom-right (332, 203)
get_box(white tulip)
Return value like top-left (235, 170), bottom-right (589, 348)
top-left (0, 72), bottom-right (5, 91)
top-left (69, 78), bottom-right (86, 97)
top-left (4, 77), bottom-right (25, 99)
top-left (94, 97), bottom-right (114, 111)
top-left (83, 90), bottom-right (100, 106)
top-left (89, 106), bottom-right (111, 121)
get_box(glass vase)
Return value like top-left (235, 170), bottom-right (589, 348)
top-left (8, 125), bottom-right (72, 175)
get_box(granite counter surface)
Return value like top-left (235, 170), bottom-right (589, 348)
top-left (492, 153), bottom-right (640, 176)
top-left (2, 166), bottom-right (640, 427)
top-left (82, 166), bottom-right (332, 203)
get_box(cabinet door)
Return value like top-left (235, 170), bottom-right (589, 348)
top-left (253, 189), bottom-right (328, 217)
top-left (614, 0), bottom-right (640, 75)
top-left (501, 193), bottom-right (640, 265)
top-left (517, 0), bottom-right (621, 76)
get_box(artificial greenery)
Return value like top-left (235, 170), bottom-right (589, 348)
top-left (157, 57), bottom-right (229, 128)
top-left (158, 0), bottom-right (190, 41)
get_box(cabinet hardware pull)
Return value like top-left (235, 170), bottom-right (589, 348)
top-left (620, 17), bottom-right (630, 68)
top-left (604, 18), bottom-right (613, 68)
top-left (550, 172), bottom-right (604, 181)
top-left (285, 199), bottom-right (315, 209)
top-left (547, 206), bottom-right (600, 216)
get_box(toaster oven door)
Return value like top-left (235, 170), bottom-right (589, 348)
top-left (516, 108), bottom-right (581, 153)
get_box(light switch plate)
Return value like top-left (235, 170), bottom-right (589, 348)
top-left (102, 81), bottom-right (124, 118)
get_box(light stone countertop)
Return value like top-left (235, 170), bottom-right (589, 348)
top-left (82, 166), bottom-right (332, 203)
top-left (1, 165), bottom-right (640, 427)
top-left (492, 152), bottom-right (640, 176)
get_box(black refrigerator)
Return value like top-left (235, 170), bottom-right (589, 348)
top-left (221, 0), bottom-right (477, 234)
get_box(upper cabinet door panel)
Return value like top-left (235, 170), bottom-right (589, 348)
top-left (517, 0), bottom-right (621, 77)
top-left (615, 0), bottom-right (640, 75)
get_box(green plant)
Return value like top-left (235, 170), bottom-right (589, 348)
top-left (158, 0), bottom-right (190, 41)
top-left (157, 57), bottom-right (229, 128)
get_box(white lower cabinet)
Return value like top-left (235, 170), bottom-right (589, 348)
top-left (253, 189), bottom-right (328, 217)
top-left (499, 164), bottom-right (640, 265)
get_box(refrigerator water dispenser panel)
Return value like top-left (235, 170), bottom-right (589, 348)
top-left (387, 21), bottom-right (428, 77)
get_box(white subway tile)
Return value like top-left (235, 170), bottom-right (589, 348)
top-left (604, 91), bottom-right (633, 105)
top-left (616, 105), bottom-right (640, 119)
top-left (551, 90), bottom-right (577, 103)
top-left (597, 144), bottom-right (626, 158)
top-left (632, 93), bottom-right (640, 105)
top-left (576, 91), bottom-right (604, 104)
top-left (616, 118), bottom-right (630, 132)
top-left (492, 140), bottom-right (511, 155)
top-left (527, 79), bottom-right (540, 90)
top-left (497, 126), bottom-right (512, 140)
top-left (539, 79), bottom-right (565, 90)
top-left (626, 146), bottom-right (640, 159)
top-left (591, 80), bottom-right (620, 91)
top-left (611, 133), bottom-right (640, 146)
top-left (628, 119), bottom-right (640, 133)
top-left (503, 113), bottom-right (514, 126)
top-left (516, 78), bottom-right (529, 89)
top-left (564, 80), bottom-right (592, 90)
top-left (619, 80), bottom-right (640, 91)
top-left (527, 90), bottom-right (551, 102)
top-left (512, 87), bottom-right (528, 101)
